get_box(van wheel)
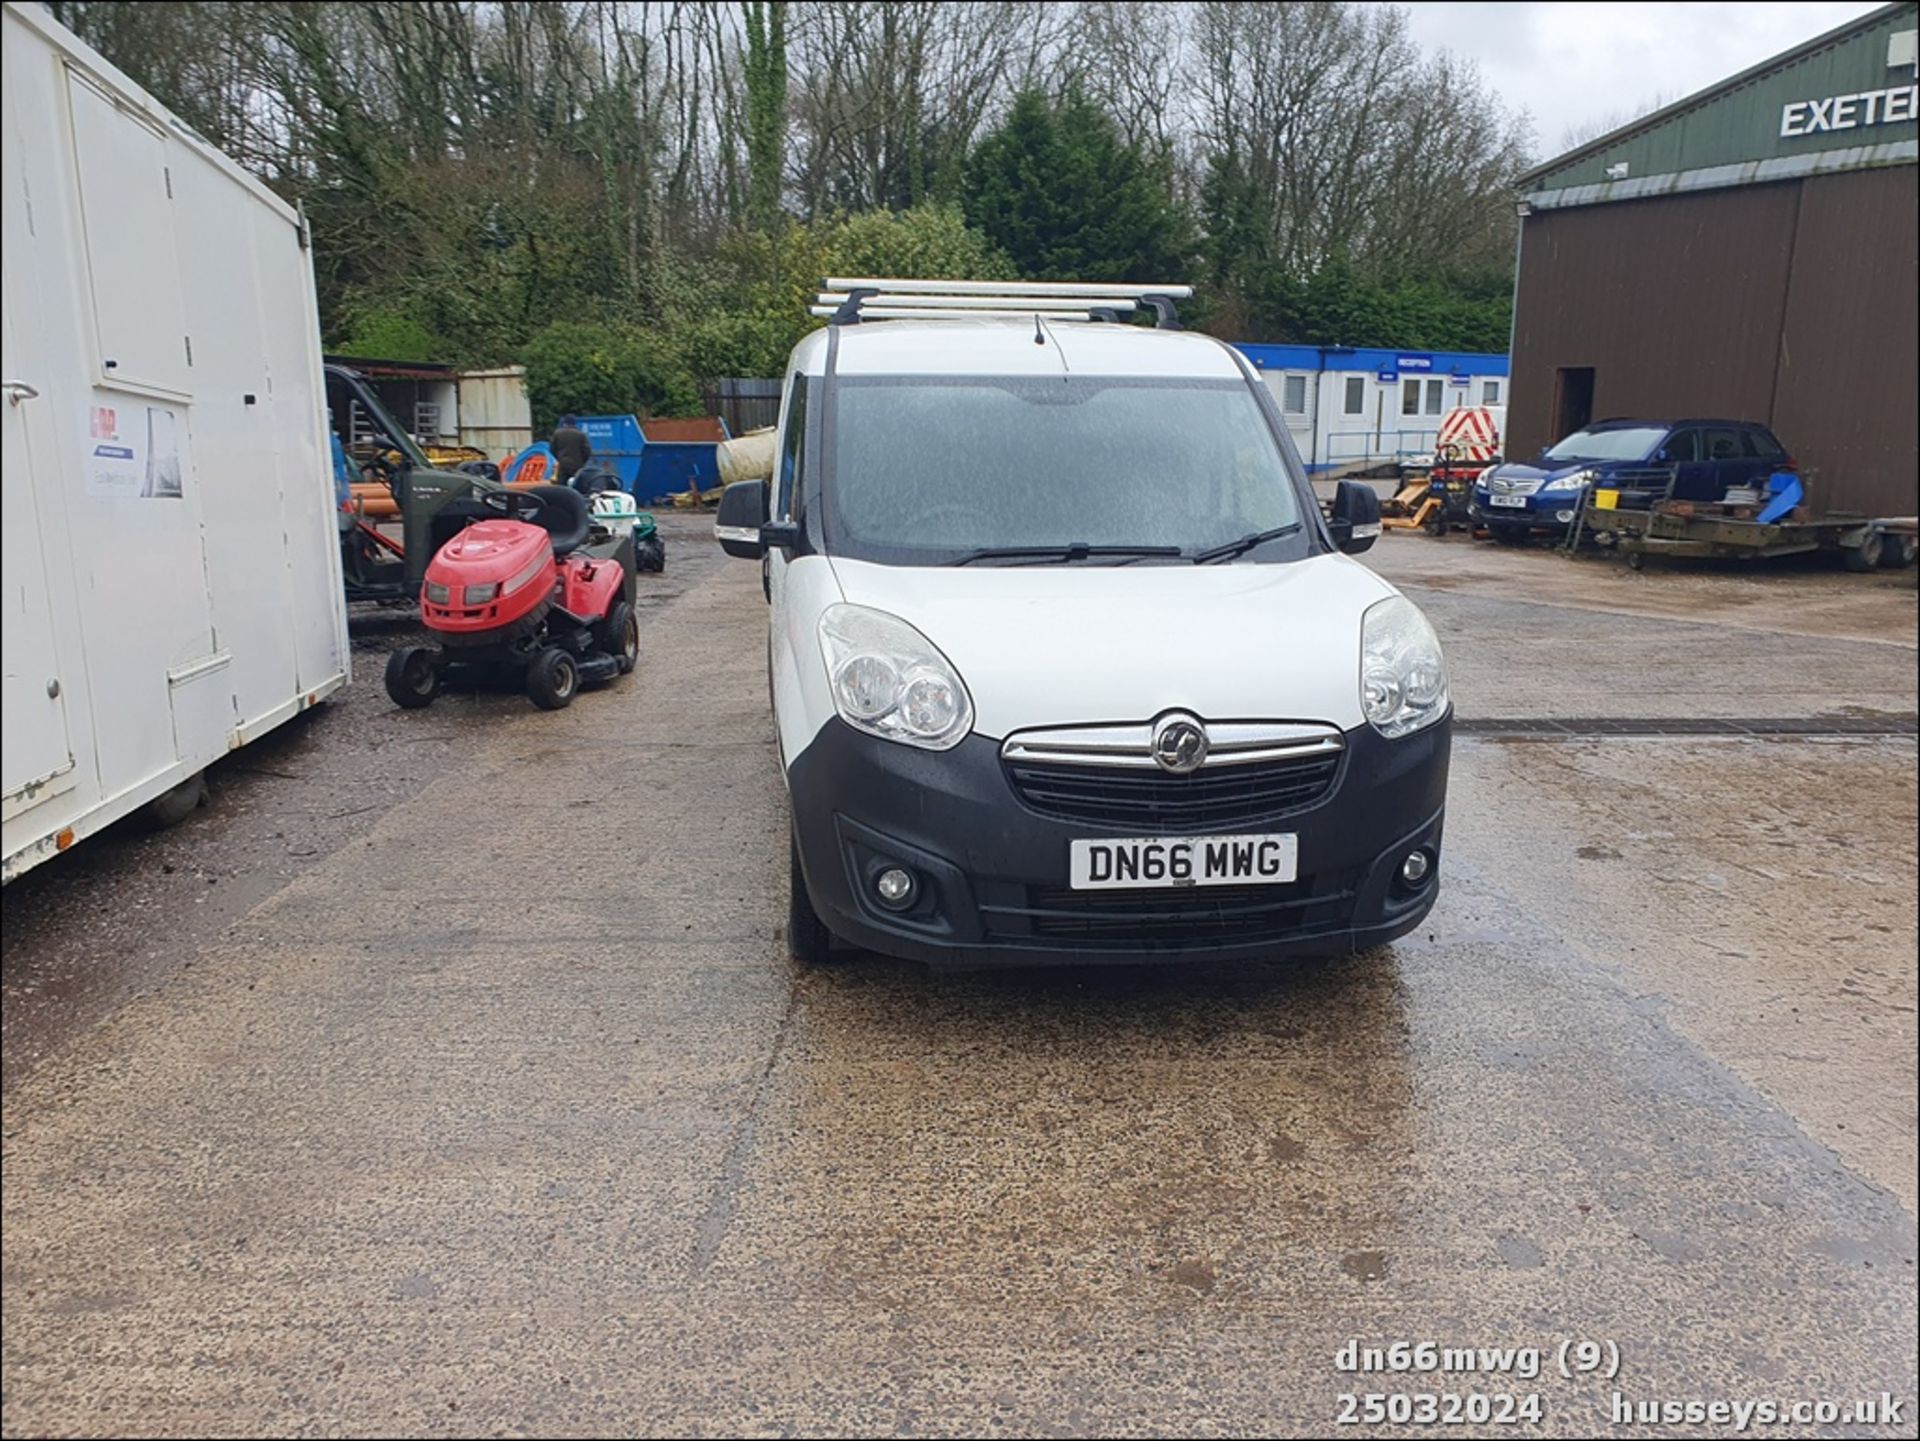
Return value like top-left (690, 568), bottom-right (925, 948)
top-left (788, 837), bottom-right (835, 965)
top-left (1880, 533), bottom-right (1918, 569)
top-left (144, 770), bottom-right (207, 827)
top-left (527, 647), bottom-right (579, 709)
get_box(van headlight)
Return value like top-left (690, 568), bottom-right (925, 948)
top-left (818, 603), bottom-right (973, 750)
top-left (1361, 596), bottom-right (1449, 738)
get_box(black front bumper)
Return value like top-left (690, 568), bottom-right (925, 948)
top-left (786, 716), bottom-right (1450, 969)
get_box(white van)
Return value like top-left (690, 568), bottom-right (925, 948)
top-left (716, 280), bottom-right (1450, 967)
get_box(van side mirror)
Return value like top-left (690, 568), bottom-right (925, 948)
top-left (1654, 447), bottom-right (1671, 463)
top-left (1328, 480), bottom-right (1382, 555)
top-left (716, 480), bottom-right (770, 559)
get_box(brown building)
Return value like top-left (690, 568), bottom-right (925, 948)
top-left (1508, 2), bottom-right (1918, 517)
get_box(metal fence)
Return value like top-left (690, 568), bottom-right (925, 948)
top-left (703, 377), bottom-right (782, 436)
top-left (1323, 427), bottom-right (1442, 464)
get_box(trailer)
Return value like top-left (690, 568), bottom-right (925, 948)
top-left (1583, 497), bottom-right (1919, 572)
top-left (2, 2), bottom-right (348, 881)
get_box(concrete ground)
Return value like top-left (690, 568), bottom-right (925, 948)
top-left (3, 517), bottom-right (1915, 1437)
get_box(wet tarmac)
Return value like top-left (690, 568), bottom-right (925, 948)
top-left (2, 518), bottom-right (1915, 1436)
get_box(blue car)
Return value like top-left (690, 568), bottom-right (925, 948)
top-left (1472, 418), bottom-right (1793, 542)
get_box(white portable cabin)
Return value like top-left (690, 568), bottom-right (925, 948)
top-left (2, 2), bottom-right (348, 881)
top-left (1234, 343), bottom-right (1509, 473)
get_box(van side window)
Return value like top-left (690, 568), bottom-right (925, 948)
top-left (1745, 427), bottom-right (1785, 459)
top-left (777, 375), bottom-right (809, 518)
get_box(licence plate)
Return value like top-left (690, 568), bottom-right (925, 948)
top-left (1490, 493), bottom-right (1529, 508)
top-left (1070, 833), bottom-right (1298, 890)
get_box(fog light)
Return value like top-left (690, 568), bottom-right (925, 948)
top-left (874, 866), bottom-right (916, 909)
top-left (1555, 508), bottom-right (1576, 524)
top-left (1400, 850), bottom-right (1432, 887)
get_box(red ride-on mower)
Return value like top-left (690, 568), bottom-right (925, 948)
top-left (383, 485), bottom-right (639, 711)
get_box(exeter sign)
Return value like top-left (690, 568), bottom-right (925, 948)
top-left (1780, 83), bottom-right (1918, 138)
top-left (1782, 26), bottom-right (1919, 139)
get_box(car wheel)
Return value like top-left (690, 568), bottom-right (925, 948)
top-left (788, 836), bottom-right (835, 965)
top-left (527, 647), bottom-right (579, 710)
top-left (384, 647), bottom-right (441, 709)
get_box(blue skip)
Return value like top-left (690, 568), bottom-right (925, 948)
top-left (503, 415), bottom-right (732, 503)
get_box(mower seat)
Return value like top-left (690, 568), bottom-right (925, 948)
top-left (570, 463), bottom-right (623, 497)
top-left (523, 484), bottom-right (592, 556)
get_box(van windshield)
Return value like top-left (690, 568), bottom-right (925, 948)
top-left (1542, 425), bottom-right (1667, 463)
top-left (823, 376), bottom-right (1309, 566)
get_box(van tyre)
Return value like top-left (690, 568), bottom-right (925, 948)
top-left (788, 837), bottom-right (835, 965)
top-left (527, 647), bottom-right (579, 709)
top-left (1880, 533), bottom-right (1918, 569)
top-left (597, 601), bottom-right (639, 675)
top-left (384, 646), bottom-right (442, 708)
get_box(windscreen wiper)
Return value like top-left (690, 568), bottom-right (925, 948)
top-left (1191, 523), bottom-right (1303, 564)
top-left (952, 543), bottom-right (1184, 566)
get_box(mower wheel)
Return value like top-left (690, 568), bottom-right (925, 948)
top-left (1423, 510), bottom-right (1446, 537)
top-left (597, 600), bottom-right (639, 675)
top-left (636, 534), bottom-right (666, 573)
top-left (384, 647), bottom-right (442, 709)
top-left (527, 647), bottom-right (579, 710)
top-left (788, 837), bottom-right (835, 965)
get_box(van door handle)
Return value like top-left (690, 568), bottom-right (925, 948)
top-left (3, 380), bottom-right (40, 405)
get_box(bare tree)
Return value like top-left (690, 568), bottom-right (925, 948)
top-left (1556, 92), bottom-right (1672, 154)
top-left (1190, 0), bottom-right (1527, 279)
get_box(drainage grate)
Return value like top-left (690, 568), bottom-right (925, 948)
top-left (1457, 715), bottom-right (1918, 739)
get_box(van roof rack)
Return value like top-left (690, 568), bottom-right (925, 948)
top-left (814, 278), bottom-right (1192, 329)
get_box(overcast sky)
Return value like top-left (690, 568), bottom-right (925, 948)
top-left (1395, 1), bottom-right (1887, 156)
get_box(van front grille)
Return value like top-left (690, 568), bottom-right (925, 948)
top-left (1004, 750), bottom-right (1342, 831)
